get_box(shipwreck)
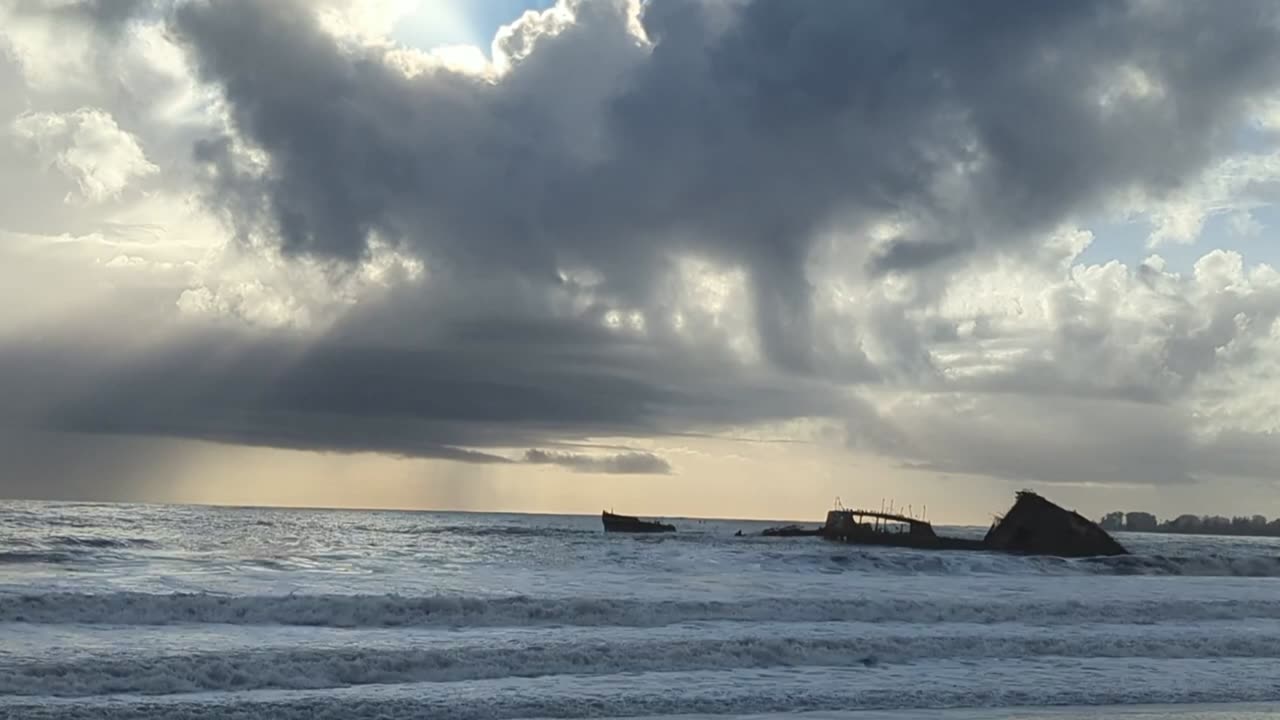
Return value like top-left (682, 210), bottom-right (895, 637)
top-left (982, 490), bottom-right (1127, 557)
top-left (602, 510), bottom-right (676, 533)
top-left (818, 491), bottom-right (1126, 557)
top-left (822, 509), bottom-right (986, 550)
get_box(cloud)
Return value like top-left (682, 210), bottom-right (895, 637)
top-left (10, 108), bottom-right (158, 203)
top-left (3, 0), bottom-right (1280, 502)
top-left (1142, 149), bottom-right (1280, 247)
top-left (523, 448), bottom-right (672, 475)
top-left (841, 238), bottom-right (1280, 486)
top-left (168, 0), bottom-right (1280, 375)
top-left (9, 0), bottom-right (158, 28)
top-left (0, 316), bottom-right (843, 467)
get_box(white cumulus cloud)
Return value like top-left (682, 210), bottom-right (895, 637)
top-left (11, 107), bottom-right (158, 204)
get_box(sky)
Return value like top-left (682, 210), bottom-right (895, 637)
top-left (2, 0), bottom-right (1280, 524)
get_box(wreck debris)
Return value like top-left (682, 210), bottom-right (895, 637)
top-left (821, 509), bottom-right (985, 551)
top-left (819, 491), bottom-right (1127, 557)
top-left (598, 491), bottom-right (1127, 557)
top-left (983, 491), bottom-right (1127, 557)
top-left (601, 511), bottom-right (676, 533)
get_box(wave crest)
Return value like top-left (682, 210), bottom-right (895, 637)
top-left (5, 592), bottom-right (1280, 628)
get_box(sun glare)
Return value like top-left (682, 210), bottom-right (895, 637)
top-left (389, 0), bottom-right (478, 50)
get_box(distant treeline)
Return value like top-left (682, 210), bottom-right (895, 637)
top-left (1100, 511), bottom-right (1280, 537)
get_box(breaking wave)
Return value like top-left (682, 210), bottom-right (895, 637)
top-left (0, 551), bottom-right (76, 565)
top-left (777, 548), bottom-right (1280, 577)
top-left (0, 536), bottom-right (158, 565)
top-left (8, 629), bottom-right (1280, 697)
top-left (377, 524), bottom-right (599, 537)
top-left (44, 536), bottom-right (159, 549)
top-left (5, 592), bottom-right (1280, 628)
top-left (6, 660), bottom-right (1280, 720)
top-left (1082, 552), bottom-right (1280, 577)
top-left (4, 501), bottom-right (1280, 716)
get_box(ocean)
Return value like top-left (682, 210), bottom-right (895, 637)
top-left (2, 500), bottom-right (1280, 719)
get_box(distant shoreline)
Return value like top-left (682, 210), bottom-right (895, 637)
top-left (1099, 511), bottom-right (1280, 539)
top-left (1114, 528), bottom-right (1280, 540)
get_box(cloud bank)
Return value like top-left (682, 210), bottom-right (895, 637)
top-left (3, 0), bottom-right (1280, 499)
top-left (523, 449), bottom-right (672, 475)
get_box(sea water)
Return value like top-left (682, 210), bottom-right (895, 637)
top-left (2, 500), bottom-right (1279, 719)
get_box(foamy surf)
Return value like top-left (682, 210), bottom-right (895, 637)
top-left (4, 500), bottom-right (1280, 718)
top-left (5, 591), bottom-right (1280, 628)
top-left (8, 622), bottom-right (1280, 697)
top-left (4, 661), bottom-right (1280, 720)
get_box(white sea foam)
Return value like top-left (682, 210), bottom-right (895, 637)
top-left (5, 591), bottom-right (1280, 628)
top-left (7, 625), bottom-right (1280, 697)
top-left (4, 662), bottom-right (1280, 719)
top-left (4, 501), bottom-right (1280, 717)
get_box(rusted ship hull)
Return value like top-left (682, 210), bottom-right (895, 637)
top-left (821, 527), bottom-right (986, 551)
top-left (602, 511), bottom-right (675, 533)
top-left (821, 509), bottom-right (984, 551)
top-left (983, 491), bottom-right (1127, 557)
top-left (819, 492), bottom-right (1127, 557)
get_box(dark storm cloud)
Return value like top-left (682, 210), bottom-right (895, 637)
top-left (7, 0), bottom-right (1280, 497)
top-left (171, 0), bottom-right (1280, 375)
top-left (523, 448), bottom-right (672, 475)
top-left (0, 322), bottom-right (839, 467)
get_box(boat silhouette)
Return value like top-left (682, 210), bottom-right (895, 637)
top-left (601, 510), bottom-right (675, 533)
